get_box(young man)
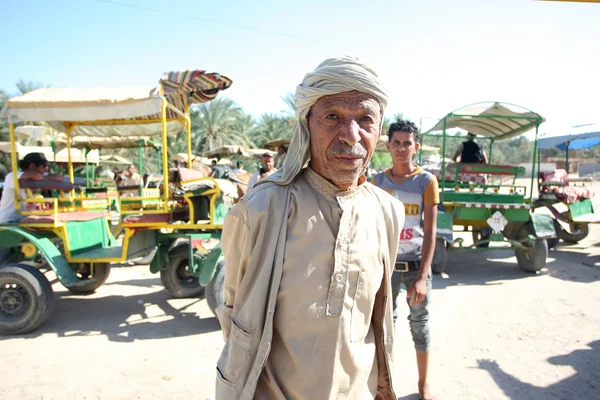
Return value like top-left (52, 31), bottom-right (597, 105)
top-left (452, 132), bottom-right (488, 163)
top-left (373, 119), bottom-right (438, 400)
top-left (0, 152), bottom-right (69, 223)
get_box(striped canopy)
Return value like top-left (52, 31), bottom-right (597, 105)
top-left (425, 102), bottom-right (545, 141)
top-left (1, 69), bottom-right (232, 138)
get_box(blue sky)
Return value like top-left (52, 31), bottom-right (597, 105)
top-left (2, 0), bottom-right (599, 134)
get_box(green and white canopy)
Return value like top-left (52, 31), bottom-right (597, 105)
top-left (425, 102), bottom-right (545, 141)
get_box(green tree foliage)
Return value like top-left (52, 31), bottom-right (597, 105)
top-left (190, 98), bottom-right (242, 153)
top-left (251, 113), bottom-right (293, 148)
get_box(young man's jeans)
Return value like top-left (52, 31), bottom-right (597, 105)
top-left (391, 267), bottom-right (432, 352)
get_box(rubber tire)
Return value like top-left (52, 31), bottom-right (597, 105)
top-left (160, 244), bottom-right (204, 298)
top-left (205, 261), bottom-right (225, 317)
top-left (431, 238), bottom-right (447, 274)
top-left (0, 263), bottom-right (55, 335)
top-left (553, 217), bottom-right (589, 243)
top-left (515, 228), bottom-right (548, 273)
top-left (472, 230), bottom-right (490, 248)
top-left (64, 263), bottom-right (111, 294)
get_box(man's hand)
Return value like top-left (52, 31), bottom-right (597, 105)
top-left (407, 276), bottom-right (428, 306)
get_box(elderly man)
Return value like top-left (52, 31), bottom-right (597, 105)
top-left (216, 57), bottom-right (404, 400)
top-left (247, 152), bottom-right (277, 190)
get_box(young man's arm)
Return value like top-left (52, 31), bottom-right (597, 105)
top-left (407, 178), bottom-right (439, 305)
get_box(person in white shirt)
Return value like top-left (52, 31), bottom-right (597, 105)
top-left (0, 152), bottom-right (69, 224)
top-left (247, 153), bottom-right (277, 190)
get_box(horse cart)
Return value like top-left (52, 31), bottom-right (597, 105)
top-left (534, 122), bottom-right (600, 245)
top-left (0, 69), bottom-right (233, 334)
top-left (422, 102), bottom-right (556, 274)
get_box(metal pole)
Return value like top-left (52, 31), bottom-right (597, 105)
top-left (138, 141), bottom-right (143, 191)
top-left (85, 148), bottom-right (89, 187)
top-left (161, 99), bottom-right (169, 211)
top-left (8, 123), bottom-right (20, 213)
top-left (66, 123), bottom-right (77, 197)
top-left (441, 118), bottom-right (447, 203)
top-left (529, 125), bottom-right (539, 202)
top-left (186, 106), bottom-right (192, 168)
top-left (565, 141), bottom-right (570, 173)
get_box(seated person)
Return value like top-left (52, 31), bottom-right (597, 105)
top-left (0, 152), bottom-right (73, 223)
top-left (452, 132), bottom-right (488, 164)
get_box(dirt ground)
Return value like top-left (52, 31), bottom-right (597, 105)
top-left (1, 186), bottom-right (599, 400)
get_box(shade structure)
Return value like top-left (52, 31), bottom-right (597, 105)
top-left (426, 102), bottom-right (545, 141)
top-left (0, 142), bottom-right (98, 164)
top-left (537, 122), bottom-right (600, 151)
top-left (264, 138), bottom-right (291, 149)
top-left (204, 145), bottom-right (247, 158)
top-left (64, 135), bottom-right (160, 150)
top-left (1, 69), bottom-right (232, 138)
top-left (99, 154), bottom-right (133, 165)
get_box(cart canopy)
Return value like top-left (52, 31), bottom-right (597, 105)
top-left (1, 70), bottom-right (232, 138)
top-left (425, 102), bottom-right (545, 141)
top-left (537, 121), bottom-right (600, 151)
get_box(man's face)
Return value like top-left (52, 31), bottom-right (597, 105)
top-left (34, 163), bottom-right (49, 174)
top-left (261, 156), bottom-right (274, 171)
top-left (387, 131), bottom-right (420, 165)
top-left (128, 166), bottom-right (135, 174)
top-left (308, 90), bottom-right (381, 190)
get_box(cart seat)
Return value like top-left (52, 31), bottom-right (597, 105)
top-left (426, 167), bottom-right (487, 184)
top-left (539, 169), bottom-right (595, 203)
top-left (19, 211), bottom-right (110, 225)
top-left (122, 208), bottom-right (189, 225)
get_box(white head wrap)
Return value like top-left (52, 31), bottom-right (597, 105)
top-left (263, 56), bottom-right (388, 186)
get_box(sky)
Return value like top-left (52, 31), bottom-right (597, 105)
top-left (2, 0), bottom-right (599, 135)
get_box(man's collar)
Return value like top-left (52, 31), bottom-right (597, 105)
top-left (305, 167), bottom-right (367, 204)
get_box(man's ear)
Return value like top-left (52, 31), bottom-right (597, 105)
top-left (415, 142), bottom-right (421, 152)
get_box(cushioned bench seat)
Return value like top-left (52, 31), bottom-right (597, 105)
top-left (122, 208), bottom-right (189, 225)
top-left (20, 211), bottom-right (110, 225)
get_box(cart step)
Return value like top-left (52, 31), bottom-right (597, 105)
top-left (69, 246), bottom-right (124, 262)
top-left (572, 213), bottom-right (600, 224)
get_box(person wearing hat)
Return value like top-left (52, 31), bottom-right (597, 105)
top-left (217, 57), bottom-right (403, 399)
top-left (246, 152), bottom-right (277, 190)
top-left (452, 132), bottom-right (488, 164)
top-left (0, 152), bottom-right (70, 223)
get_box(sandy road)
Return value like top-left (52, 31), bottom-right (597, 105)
top-left (1, 199), bottom-right (599, 399)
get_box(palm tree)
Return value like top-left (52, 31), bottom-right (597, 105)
top-left (15, 79), bottom-right (48, 95)
top-left (280, 92), bottom-right (298, 128)
top-left (230, 114), bottom-right (257, 148)
top-left (251, 113), bottom-right (293, 148)
top-left (190, 98), bottom-right (242, 153)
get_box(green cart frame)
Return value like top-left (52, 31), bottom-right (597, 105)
top-left (0, 69), bottom-right (233, 334)
top-left (422, 102), bottom-right (555, 274)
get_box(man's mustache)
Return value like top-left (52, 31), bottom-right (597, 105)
top-left (327, 142), bottom-right (367, 157)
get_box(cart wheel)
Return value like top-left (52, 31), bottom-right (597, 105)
top-left (515, 228), bottom-right (548, 273)
top-left (64, 263), bottom-right (111, 294)
top-left (0, 263), bottom-right (54, 335)
top-left (160, 245), bottom-right (204, 298)
top-left (206, 261), bottom-right (225, 317)
top-left (472, 229), bottom-right (490, 248)
top-left (553, 216), bottom-right (589, 243)
top-left (431, 238), bottom-right (447, 274)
